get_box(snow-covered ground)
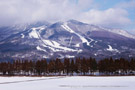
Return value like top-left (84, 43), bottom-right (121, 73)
top-left (0, 76), bottom-right (135, 90)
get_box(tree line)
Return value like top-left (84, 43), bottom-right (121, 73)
top-left (0, 57), bottom-right (135, 76)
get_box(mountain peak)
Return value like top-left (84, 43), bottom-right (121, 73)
top-left (67, 19), bottom-right (87, 25)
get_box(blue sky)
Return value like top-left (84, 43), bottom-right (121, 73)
top-left (0, 0), bottom-right (134, 33)
top-left (95, 0), bottom-right (127, 9)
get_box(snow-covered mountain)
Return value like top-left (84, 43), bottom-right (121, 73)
top-left (0, 20), bottom-right (135, 60)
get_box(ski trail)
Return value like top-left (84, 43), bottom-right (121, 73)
top-left (69, 36), bottom-right (73, 46)
top-left (61, 22), bottom-right (93, 46)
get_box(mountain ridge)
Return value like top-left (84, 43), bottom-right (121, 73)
top-left (0, 20), bottom-right (135, 61)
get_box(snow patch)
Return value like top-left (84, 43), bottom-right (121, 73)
top-left (43, 55), bottom-right (48, 58)
top-left (94, 53), bottom-right (97, 56)
top-left (65, 55), bottom-right (75, 58)
top-left (29, 28), bottom-right (39, 39)
top-left (75, 43), bottom-right (80, 47)
top-left (21, 34), bottom-right (25, 38)
top-left (29, 26), bottom-right (45, 39)
top-left (107, 45), bottom-right (119, 52)
top-left (36, 46), bottom-right (46, 52)
top-left (42, 40), bottom-right (81, 52)
top-left (69, 36), bottom-right (73, 46)
top-left (88, 37), bottom-right (94, 46)
top-left (77, 49), bottom-right (83, 53)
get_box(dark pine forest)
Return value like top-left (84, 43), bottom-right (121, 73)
top-left (0, 57), bottom-right (135, 76)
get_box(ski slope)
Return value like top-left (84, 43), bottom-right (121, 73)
top-left (0, 76), bottom-right (135, 90)
top-left (61, 22), bottom-right (92, 46)
top-left (30, 26), bottom-right (82, 52)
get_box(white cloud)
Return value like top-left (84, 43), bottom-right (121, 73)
top-left (0, 0), bottom-right (132, 29)
top-left (77, 8), bottom-right (131, 28)
top-left (0, 0), bottom-right (78, 25)
top-left (77, 0), bottom-right (94, 10)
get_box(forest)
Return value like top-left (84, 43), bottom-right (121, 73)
top-left (0, 57), bottom-right (135, 76)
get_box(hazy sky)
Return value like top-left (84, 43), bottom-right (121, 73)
top-left (0, 0), bottom-right (135, 33)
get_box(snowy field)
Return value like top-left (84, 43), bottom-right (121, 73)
top-left (0, 76), bottom-right (135, 90)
